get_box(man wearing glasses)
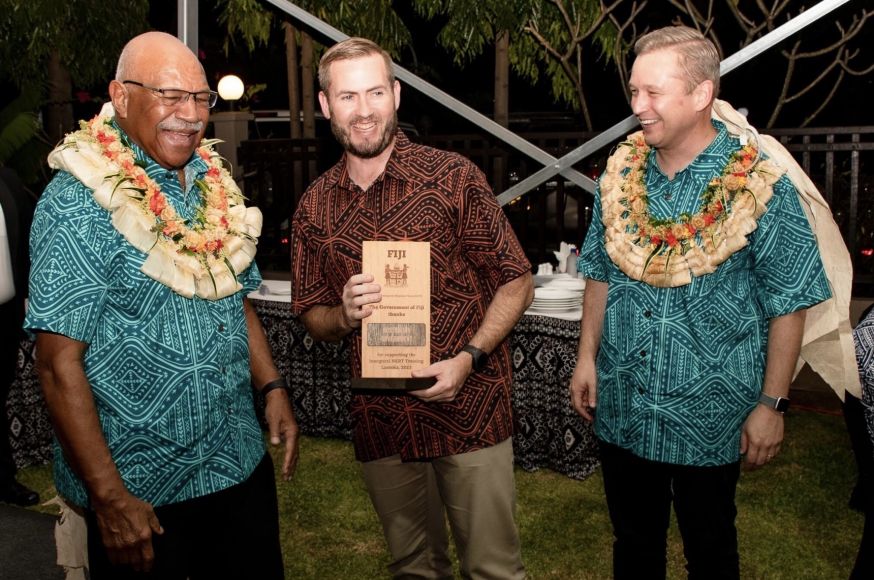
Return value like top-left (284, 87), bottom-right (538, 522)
top-left (25, 31), bottom-right (298, 579)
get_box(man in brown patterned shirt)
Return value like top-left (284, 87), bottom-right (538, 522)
top-left (291, 37), bottom-right (533, 579)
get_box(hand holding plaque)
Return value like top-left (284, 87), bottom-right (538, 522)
top-left (351, 241), bottom-right (436, 390)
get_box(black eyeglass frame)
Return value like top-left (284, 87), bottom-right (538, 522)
top-left (122, 80), bottom-right (218, 108)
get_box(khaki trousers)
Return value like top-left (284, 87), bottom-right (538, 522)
top-left (361, 437), bottom-right (525, 580)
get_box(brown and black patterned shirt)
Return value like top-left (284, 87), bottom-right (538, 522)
top-left (291, 131), bottom-right (531, 462)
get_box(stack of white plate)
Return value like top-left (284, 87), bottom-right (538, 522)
top-left (544, 277), bottom-right (586, 293)
top-left (529, 286), bottom-right (583, 314)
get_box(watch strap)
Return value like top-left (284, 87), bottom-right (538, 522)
top-left (461, 344), bottom-right (487, 372)
top-left (260, 377), bottom-right (290, 397)
top-left (758, 392), bottom-right (790, 413)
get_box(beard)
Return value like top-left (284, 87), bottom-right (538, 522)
top-left (330, 112), bottom-right (398, 159)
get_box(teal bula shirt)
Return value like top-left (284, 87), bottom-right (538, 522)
top-left (24, 126), bottom-right (265, 507)
top-left (579, 121), bottom-right (831, 466)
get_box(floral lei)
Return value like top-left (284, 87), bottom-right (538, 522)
top-left (600, 131), bottom-right (785, 287)
top-left (47, 104), bottom-right (262, 300)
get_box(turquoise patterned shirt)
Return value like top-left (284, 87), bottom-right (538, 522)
top-left (24, 127), bottom-right (265, 507)
top-left (579, 122), bottom-right (831, 466)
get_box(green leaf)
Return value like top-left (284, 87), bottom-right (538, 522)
top-left (0, 111), bottom-right (39, 164)
top-left (642, 242), bottom-right (664, 276)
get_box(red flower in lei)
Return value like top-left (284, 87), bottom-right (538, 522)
top-left (621, 134), bottom-right (759, 255)
top-left (87, 116), bottom-right (236, 263)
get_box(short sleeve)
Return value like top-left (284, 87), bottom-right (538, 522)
top-left (238, 261), bottom-right (262, 295)
top-left (290, 189), bottom-right (342, 315)
top-left (24, 173), bottom-right (110, 343)
top-left (578, 183), bottom-right (609, 282)
top-left (458, 163), bottom-right (531, 287)
top-left (750, 176), bottom-right (831, 319)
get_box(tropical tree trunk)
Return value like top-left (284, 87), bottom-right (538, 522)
top-left (494, 31), bottom-right (509, 127)
top-left (45, 50), bottom-right (73, 144)
top-left (493, 30), bottom-right (510, 191)
top-left (283, 21), bottom-right (301, 139)
top-left (301, 32), bottom-right (316, 141)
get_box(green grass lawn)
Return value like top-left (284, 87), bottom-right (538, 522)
top-left (18, 408), bottom-right (862, 579)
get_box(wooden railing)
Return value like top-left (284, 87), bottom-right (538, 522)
top-left (239, 126), bottom-right (873, 293)
top-left (767, 127), bottom-right (874, 294)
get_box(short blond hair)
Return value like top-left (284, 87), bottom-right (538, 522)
top-left (318, 37), bottom-right (395, 93)
top-left (635, 26), bottom-right (720, 96)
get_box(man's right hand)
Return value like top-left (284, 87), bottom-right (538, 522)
top-left (570, 358), bottom-right (598, 422)
top-left (341, 273), bottom-right (382, 330)
top-left (92, 489), bottom-right (164, 573)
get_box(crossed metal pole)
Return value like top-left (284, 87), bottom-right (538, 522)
top-left (264, 0), bottom-right (851, 206)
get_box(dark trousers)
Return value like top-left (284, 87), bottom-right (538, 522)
top-left (86, 453), bottom-right (284, 580)
top-left (600, 441), bottom-right (741, 580)
top-left (0, 299), bottom-right (23, 484)
top-left (843, 393), bottom-right (874, 579)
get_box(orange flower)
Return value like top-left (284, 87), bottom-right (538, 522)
top-left (149, 192), bottom-right (167, 216)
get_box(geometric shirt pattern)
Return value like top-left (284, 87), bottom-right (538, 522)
top-left (579, 121), bottom-right (831, 466)
top-left (853, 307), bottom-right (874, 453)
top-left (24, 129), bottom-right (264, 507)
top-left (291, 131), bottom-right (531, 463)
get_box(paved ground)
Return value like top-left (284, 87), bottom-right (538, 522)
top-left (0, 504), bottom-right (63, 580)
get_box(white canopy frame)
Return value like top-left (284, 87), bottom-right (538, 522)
top-left (180, 0), bottom-right (851, 205)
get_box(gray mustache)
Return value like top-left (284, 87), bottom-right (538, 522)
top-left (158, 120), bottom-right (204, 132)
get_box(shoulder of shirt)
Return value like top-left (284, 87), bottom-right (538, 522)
top-left (39, 170), bottom-right (100, 212)
top-left (296, 156), bottom-right (346, 213)
top-left (390, 132), bottom-right (483, 186)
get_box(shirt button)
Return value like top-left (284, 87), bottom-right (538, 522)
top-left (643, 310), bottom-right (652, 318)
top-left (638, 387), bottom-right (645, 394)
top-left (640, 350), bottom-right (647, 357)
top-left (218, 324), bottom-right (225, 332)
top-left (665, 193), bottom-right (673, 201)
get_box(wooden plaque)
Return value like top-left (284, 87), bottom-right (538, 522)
top-left (351, 241), bottom-right (435, 390)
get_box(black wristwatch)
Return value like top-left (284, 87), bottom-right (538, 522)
top-left (758, 392), bottom-right (790, 414)
top-left (461, 344), bottom-right (488, 372)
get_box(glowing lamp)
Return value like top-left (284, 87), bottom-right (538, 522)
top-left (217, 75), bottom-right (245, 107)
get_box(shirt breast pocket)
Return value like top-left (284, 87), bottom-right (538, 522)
top-left (686, 249), bottom-right (752, 300)
top-left (105, 251), bottom-right (172, 326)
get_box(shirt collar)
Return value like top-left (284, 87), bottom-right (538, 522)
top-left (324, 129), bottom-right (413, 191)
top-left (651, 119), bottom-right (732, 178)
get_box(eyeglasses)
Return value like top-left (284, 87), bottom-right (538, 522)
top-left (122, 80), bottom-right (218, 109)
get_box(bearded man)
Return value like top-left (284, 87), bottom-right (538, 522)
top-left (291, 37), bottom-right (533, 579)
top-left (25, 31), bottom-right (298, 579)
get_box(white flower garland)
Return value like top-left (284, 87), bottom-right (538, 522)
top-left (48, 104), bottom-right (262, 300)
top-left (601, 130), bottom-right (785, 287)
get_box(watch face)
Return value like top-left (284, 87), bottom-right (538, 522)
top-left (775, 397), bottom-right (790, 413)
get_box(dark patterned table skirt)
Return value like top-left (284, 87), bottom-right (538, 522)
top-left (7, 300), bottom-right (598, 480)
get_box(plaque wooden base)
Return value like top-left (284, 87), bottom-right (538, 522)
top-left (357, 241), bottom-right (432, 390)
top-left (350, 377), bottom-right (436, 391)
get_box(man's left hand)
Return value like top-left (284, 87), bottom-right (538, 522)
top-left (740, 405), bottom-right (784, 469)
top-left (264, 389), bottom-right (300, 480)
top-left (409, 355), bottom-right (473, 403)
